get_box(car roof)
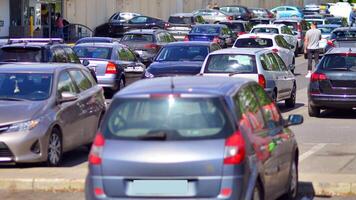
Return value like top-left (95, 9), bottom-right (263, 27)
top-left (209, 48), bottom-right (269, 55)
top-left (317, 24), bottom-right (340, 28)
top-left (124, 29), bottom-right (164, 34)
top-left (115, 76), bottom-right (251, 97)
top-left (164, 41), bottom-right (214, 47)
top-left (219, 20), bottom-right (249, 23)
top-left (193, 24), bottom-right (226, 28)
top-left (170, 13), bottom-right (194, 17)
top-left (74, 42), bottom-right (121, 48)
top-left (305, 18), bottom-right (324, 21)
top-left (326, 48), bottom-right (356, 54)
top-left (238, 33), bottom-right (277, 39)
top-left (0, 63), bottom-right (84, 73)
top-left (221, 5), bottom-right (248, 9)
top-left (252, 24), bottom-right (284, 28)
top-left (274, 18), bottom-right (303, 22)
top-left (333, 27), bottom-right (356, 32)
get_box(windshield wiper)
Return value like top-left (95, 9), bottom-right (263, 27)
top-left (138, 131), bottom-right (168, 141)
top-left (0, 97), bottom-right (26, 101)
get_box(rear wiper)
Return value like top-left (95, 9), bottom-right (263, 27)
top-left (138, 131), bottom-right (168, 141)
top-left (0, 97), bottom-right (25, 101)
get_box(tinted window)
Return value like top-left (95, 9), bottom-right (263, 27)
top-left (129, 16), bottom-right (148, 23)
top-left (234, 38), bottom-right (273, 48)
top-left (331, 31), bottom-right (356, 40)
top-left (0, 47), bottom-right (42, 62)
top-left (318, 54), bottom-right (356, 71)
top-left (220, 22), bottom-right (244, 32)
top-left (220, 6), bottom-right (243, 14)
top-left (52, 47), bottom-right (67, 63)
top-left (266, 53), bottom-right (281, 71)
top-left (69, 70), bottom-right (92, 92)
top-left (274, 21), bottom-right (297, 30)
top-left (121, 34), bottom-right (154, 42)
top-left (64, 47), bottom-right (80, 63)
top-left (0, 73), bottom-right (52, 101)
top-left (251, 28), bottom-right (279, 34)
top-left (156, 46), bottom-right (209, 61)
top-left (273, 53), bottom-right (288, 71)
top-left (73, 46), bottom-right (112, 59)
top-left (118, 47), bottom-right (135, 61)
top-left (205, 54), bottom-right (257, 73)
top-left (168, 16), bottom-right (193, 24)
top-left (57, 71), bottom-right (77, 95)
top-left (191, 26), bottom-right (220, 34)
top-left (103, 98), bottom-right (234, 141)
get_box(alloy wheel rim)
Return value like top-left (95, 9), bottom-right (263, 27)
top-left (48, 134), bottom-right (61, 165)
top-left (290, 161), bottom-right (298, 197)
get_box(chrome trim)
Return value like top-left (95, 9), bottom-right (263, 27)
top-left (310, 93), bottom-right (356, 98)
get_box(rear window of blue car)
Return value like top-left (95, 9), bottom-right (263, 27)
top-left (191, 26), bottom-right (220, 34)
top-left (103, 98), bottom-right (234, 140)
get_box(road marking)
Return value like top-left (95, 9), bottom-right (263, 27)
top-left (299, 143), bottom-right (327, 162)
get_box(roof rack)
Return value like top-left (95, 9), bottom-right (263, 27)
top-left (7, 38), bottom-right (64, 45)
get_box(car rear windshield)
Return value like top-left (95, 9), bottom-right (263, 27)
top-left (234, 38), bottom-right (273, 48)
top-left (73, 46), bottom-right (112, 59)
top-left (168, 16), bottom-right (193, 24)
top-left (156, 46), bottom-right (209, 61)
top-left (318, 27), bottom-right (337, 34)
top-left (0, 47), bottom-right (42, 62)
top-left (325, 18), bottom-right (342, 25)
top-left (306, 20), bottom-right (323, 25)
top-left (330, 31), bottom-right (356, 40)
top-left (250, 20), bottom-right (270, 26)
top-left (103, 97), bottom-right (234, 141)
top-left (191, 26), bottom-right (220, 34)
top-left (319, 54), bottom-right (356, 71)
top-left (220, 6), bottom-right (246, 14)
top-left (251, 27), bottom-right (279, 34)
top-left (205, 54), bottom-right (257, 74)
top-left (0, 73), bottom-right (52, 101)
top-left (274, 22), bottom-right (297, 30)
top-left (121, 34), bottom-right (154, 42)
top-left (220, 23), bottom-right (244, 32)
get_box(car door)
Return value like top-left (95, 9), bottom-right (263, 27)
top-left (274, 35), bottom-right (292, 66)
top-left (273, 53), bottom-right (295, 99)
top-left (235, 85), bottom-right (280, 199)
top-left (126, 16), bottom-right (149, 30)
top-left (265, 53), bottom-right (286, 101)
top-left (51, 47), bottom-right (68, 63)
top-left (122, 47), bottom-right (145, 85)
top-left (251, 84), bottom-right (291, 199)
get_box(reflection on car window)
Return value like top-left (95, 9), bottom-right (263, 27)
top-left (0, 48), bottom-right (42, 62)
top-left (69, 70), bottom-right (92, 92)
top-left (58, 71), bottom-right (77, 95)
top-left (251, 28), bottom-right (279, 34)
top-left (73, 46), bottom-right (112, 59)
top-left (235, 38), bottom-right (273, 48)
top-left (205, 54), bottom-right (256, 73)
top-left (121, 34), bottom-right (154, 42)
top-left (156, 46), bottom-right (209, 61)
top-left (191, 26), bottom-right (220, 34)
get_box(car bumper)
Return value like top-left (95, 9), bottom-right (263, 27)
top-left (97, 74), bottom-right (119, 89)
top-left (309, 93), bottom-right (356, 108)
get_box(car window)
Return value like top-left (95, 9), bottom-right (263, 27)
top-left (73, 46), bottom-right (112, 60)
top-left (234, 38), bottom-right (273, 48)
top-left (286, 7), bottom-right (296, 11)
top-left (57, 71), bottom-right (78, 95)
top-left (156, 32), bottom-right (167, 43)
top-left (220, 22), bottom-right (244, 32)
top-left (266, 53), bottom-right (281, 71)
top-left (129, 16), bottom-right (148, 24)
top-left (168, 16), bottom-right (193, 24)
top-left (68, 70), bottom-right (92, 92)
top-left (318, 54), bottom-right (356, 72)
top-left (52, 47), bottom-right (67, 63)
top-left (0, 47), bottom-right (42, 62)
top-left (284, 26), bottom-right (293, 35)
top-left (63, 47), bottom-right (80, 64)
top-left (273, 53), bottom-right (288, 71)
top-left (260, 54), bottom-right (270, 71)
top-left (275, 35), bottom-right (289, 49)
top-left (81, 69), bottom-right (97, 85)
top-left (204, 54), bottom-right (257, 74)
top-left (191, 26), bottom-right (220, 34)
top-left (121, 34), bottom-right (154, 42)
top-left (211, 43), bottom-right (221, 52)
top-left (251, 28), bottom-right (279, 34)
top-left (156, 46), bottom-right (209, 61)
top-left (195, 16), bottom-right (205, 23)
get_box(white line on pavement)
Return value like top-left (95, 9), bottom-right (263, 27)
top-left (299, 143), bottom-right (327, 162)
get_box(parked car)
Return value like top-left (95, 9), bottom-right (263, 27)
top-left (185, 24), bottom-right (236, 48)
top-left (305, 18), bottom-right (326, 26)
top-left (108, 12), bottom-right (141, 23)
top-left (250, 24), bottom-right (298, 56)
top-left (270, 6), bottom-right (304, 19)
top-left (192, 9), bottom-right (234, 24)
top-left (273, 18), bottom-right (310, 53)
top-left (308, 48), bottom-right (356, 117)
top-left (249, 8), bottom-right (275, 18)
top-left (317, 24), bottom-right (341, 54)
top-left (73, 42), bottom-right (145, 94)
top-left (0, 63), bottom-right (106, 166)
top-left (219, 5), bottom-right (253, 21)
top-left (75, 37), bottom-right (121, 45)
top-left (303, 14), bottom-right (323, 19)
top-left (325, 27), bottom-right (356, 52)
top-left (234, 33), bottom-right (296, 73)
top-left (325, 17), bottom-right (348, 27)
top-left (249, 18), bottom-right (275, 26)
top-left (303, 4), bottom-right (320, 15)
top-left (143, 41), bottom-right (220, 78)
top-left (201, 48), bottom-right (296, 107)
top-left (85, 76), bottom-right (303, 200)
top-left (120, 29), bottom-right (176, 65)
top-left (219, 20), bottom-right (252, 37)
top-left (167, 13), bottom-right (206, 41)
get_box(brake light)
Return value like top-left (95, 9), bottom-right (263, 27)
top-left (212, 36), bottom-right (221, 43)
top-left (219, 188), bottom-right (232, 198)
top-left (227, 16), bottom-right (234, 20)
top-left (105, 62), bottom-right (117, 74)
top-left (258, 74), bottom-right (266, 88)
top-left (94, 188), bottom-right (105, 197)
top-left (327, 39), bottom-right (335, 47)
top-left (272, 48), bottom-right (278, 53)
top-left (144, 43), bottom-right (159, 50)
top-left (310, 72), bottom-right (327, 82)
top-left (237, 31), bottom-right (246, 36)
top-left (89, 133), bottom-right (105, 165)
top-left (224, 131), bottom-right (245, 165)
top-left (164, 23), bottom-right (170, 29)
top-left (184, 35), bottom-right (189, 41)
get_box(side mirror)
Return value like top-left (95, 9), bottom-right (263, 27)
top-left (58, 92), bottom-right (78, 104)
top-left (285, 114), bottom-right (303, 127)
top-left (82, 59), bottom-right (90, 66)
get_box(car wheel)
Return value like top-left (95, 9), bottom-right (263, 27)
top-left (308, 103), bottom-right (320, 117)
top-left (285, 85), bottom-right (296, 108)
top-left (252, 181), bottom-right (263, 200)
top-left (47, 128), bottom-right (62, 167)
top-left (271, 90), bottom-right (277, 103)
top-left (286, 159), bottom-right (298, 200)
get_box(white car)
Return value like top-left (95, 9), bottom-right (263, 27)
top-left (305, 18), bottom-right (326, 26)
top-left (328, 2), bottom-right (352, 21)
top-left (233, 33), bottom-right (296, 73)
top-left (250, 24), bottom-right (298, 56)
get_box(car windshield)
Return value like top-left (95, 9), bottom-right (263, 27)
top-left (0, 73), bottom-right (52, 101)
top-left (220, 7), bottom-right (244, 14)
top-left (103, 98), bottom-right (234, 141)
top-left (191, 26), bottom-right (220, 34)
top-left (274, 22), bottom-right (297, 30)
top-left (235, 38), bottom-right (273, 48)
top-left (331, 31), bottom-right (356, 40)
top-left (220, 23), bottom-right (244, 32)
top-left (156, 46), bottom-right (209, 61)
top-left (73, 46), bottom-right (112, 59)
top-left (306, 20), bottom-right (323, 25)
top-left (326, 18), bottom-right (342, 25)
top-left (251, 27), bottom-right (279, 34)
top-left (121, 34), bottom-right (154, 42)
top-left (0, 47), bottom-right (42, 62)
top-left (168, 16), bottom-right (193, 24)
top-left (319, 54), bottom-right (356, 71)
top-left (318, 27), bottom-right (337, 34)
top-left (205, 54), bottom-right (256, 73)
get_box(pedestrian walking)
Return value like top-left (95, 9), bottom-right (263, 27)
top-left (55, 13), bottom-right (64, 39)
top-left (349, 7), bottom-right (356, 27)
top-left (304, 22), bottom-right (321, 78)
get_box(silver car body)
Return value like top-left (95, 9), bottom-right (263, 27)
top-left (193, 9), bottom-right (232, 24)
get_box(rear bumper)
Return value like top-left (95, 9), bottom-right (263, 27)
top-left (97, 74), bottom-right (119, 89)
top-left (309, 93), bottom-right (356, 108)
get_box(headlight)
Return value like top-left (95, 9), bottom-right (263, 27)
top-left (144, 70), bottom-right (154, 78)
top-left (6, 119), bottom-right (40, 133)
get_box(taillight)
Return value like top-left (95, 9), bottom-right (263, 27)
top-left (219, 188), bottom-right (232, 198)
top-left (224, 131), bottom-right (245, 165)
top-left (183, 35), bottom-right (189, 41)
top-left (94, 188), bottom-right (105, 197)
top-left (105, 62), bottom-right (117, 74)
top-left (227, 16), bottom-right (234, 20)
top-left (310, 72), bottom-right (327, 82)
top-left (164, 23), bottom-right (170, 29)
top-left (258, 74), bottom-right (266, 88)
top-left (212, 36), bottom-right (221, 43)
top-left (144, 43), bottom-right (159, 50)
top-left (237, 31), bottom-right (246, 36)
top-left (89, 133), bottom-right (105, 165)
top-left (327, 39), bottom-right (335, 47)
top-left (272, 48), bottom-right (278, 53)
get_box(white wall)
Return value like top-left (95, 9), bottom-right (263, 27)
top-left (0, 0), bottom-right (9, 38)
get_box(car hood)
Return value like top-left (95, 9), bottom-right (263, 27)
top-left (148, 61), bottom-right (203, 76)
top-left (0, 100), bottom-right (47, 126)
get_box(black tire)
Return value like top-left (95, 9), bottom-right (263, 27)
top-left (285, 158), bottom-right (298, 200)
top-left (285, 85), bottom-right (296, 108)
top-left (308, 103), bottom-right (320, 117)
top-left (47, 128), bottom-right (62, 167)
top-left (107, 78), bottom-right (124, 96)
top-left (252, 181), bottom-right (263, 200)
top-left (271, 90), bottom-right (277, 103)
top-left (291, 69), bottom-right (295, 74)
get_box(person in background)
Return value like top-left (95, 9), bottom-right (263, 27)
top-left (304, 21), bottom-right (322, 78)
top-left (349, 7), bottom-right (356, 27)
top-left (55, 13), bottom-right (64, 39)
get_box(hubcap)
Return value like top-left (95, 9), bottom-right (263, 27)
top-left (48, 134), bottom-right (61, 165)
top-left (290, 161), bottom-right (298, 197)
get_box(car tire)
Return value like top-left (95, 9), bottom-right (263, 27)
top-left (252, 181), bottom-right (263, 200)
top-left (47, 128), bottom-right (62, 167)
top-left (271, 90), bottom-right (277, 103)
top-left (308, 103), bottom-right (320, 117)
top-left (285, 85), bottom-right (296, 108)
top-left (285, 158), bottom-right (298, 200)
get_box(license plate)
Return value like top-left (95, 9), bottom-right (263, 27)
top-left (131, 180), bottom-right (188, 196)
top-left (125, 67), bottom-right (143, 72)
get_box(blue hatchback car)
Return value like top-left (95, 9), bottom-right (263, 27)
top-left (270, 6), bottom-right (303, 19)
top-left (85, 76), bottom-right (303, 200)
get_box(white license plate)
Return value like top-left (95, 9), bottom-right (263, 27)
top-left (126, 67), bottom-right (143, 72)
top-left (131, 180), bottom-right (188, 196)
